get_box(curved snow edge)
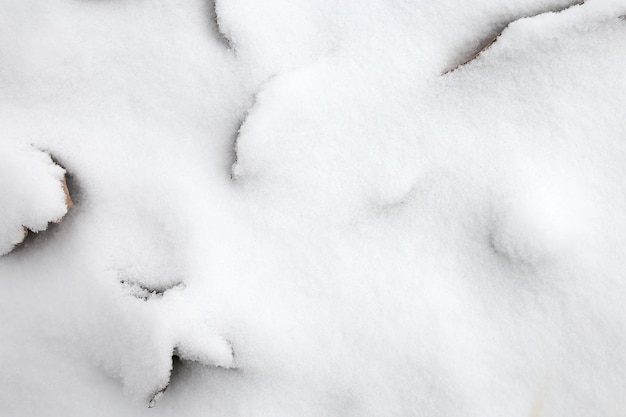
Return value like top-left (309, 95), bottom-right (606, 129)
top-left (0, 147), bottom-right (74, 256)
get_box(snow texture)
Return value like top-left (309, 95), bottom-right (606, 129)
top-left (1, 0), bottom-right (626, 416)
top-left (0, 144), bottom-right (69, 255)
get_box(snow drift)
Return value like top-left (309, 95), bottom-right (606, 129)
top-left (1, 0), bottom-right (626, 416)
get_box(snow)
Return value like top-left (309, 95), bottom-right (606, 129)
top-left (1, 0), bottom-right (626, 416)
top-left (0, 144), bottom-right (68, 255)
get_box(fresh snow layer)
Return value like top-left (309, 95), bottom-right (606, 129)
top-left (1, 0), bottom-right (626, 416)
top-left (0, 145), bottom-right (68, 255)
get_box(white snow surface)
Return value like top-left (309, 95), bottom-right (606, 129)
top-left (0, 144), bottom-right (68, 255)
top-left (1, 0), bottom-right (626, 415)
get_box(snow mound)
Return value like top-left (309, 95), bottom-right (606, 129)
top-left (0, 145), bottom-right (70, 255)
